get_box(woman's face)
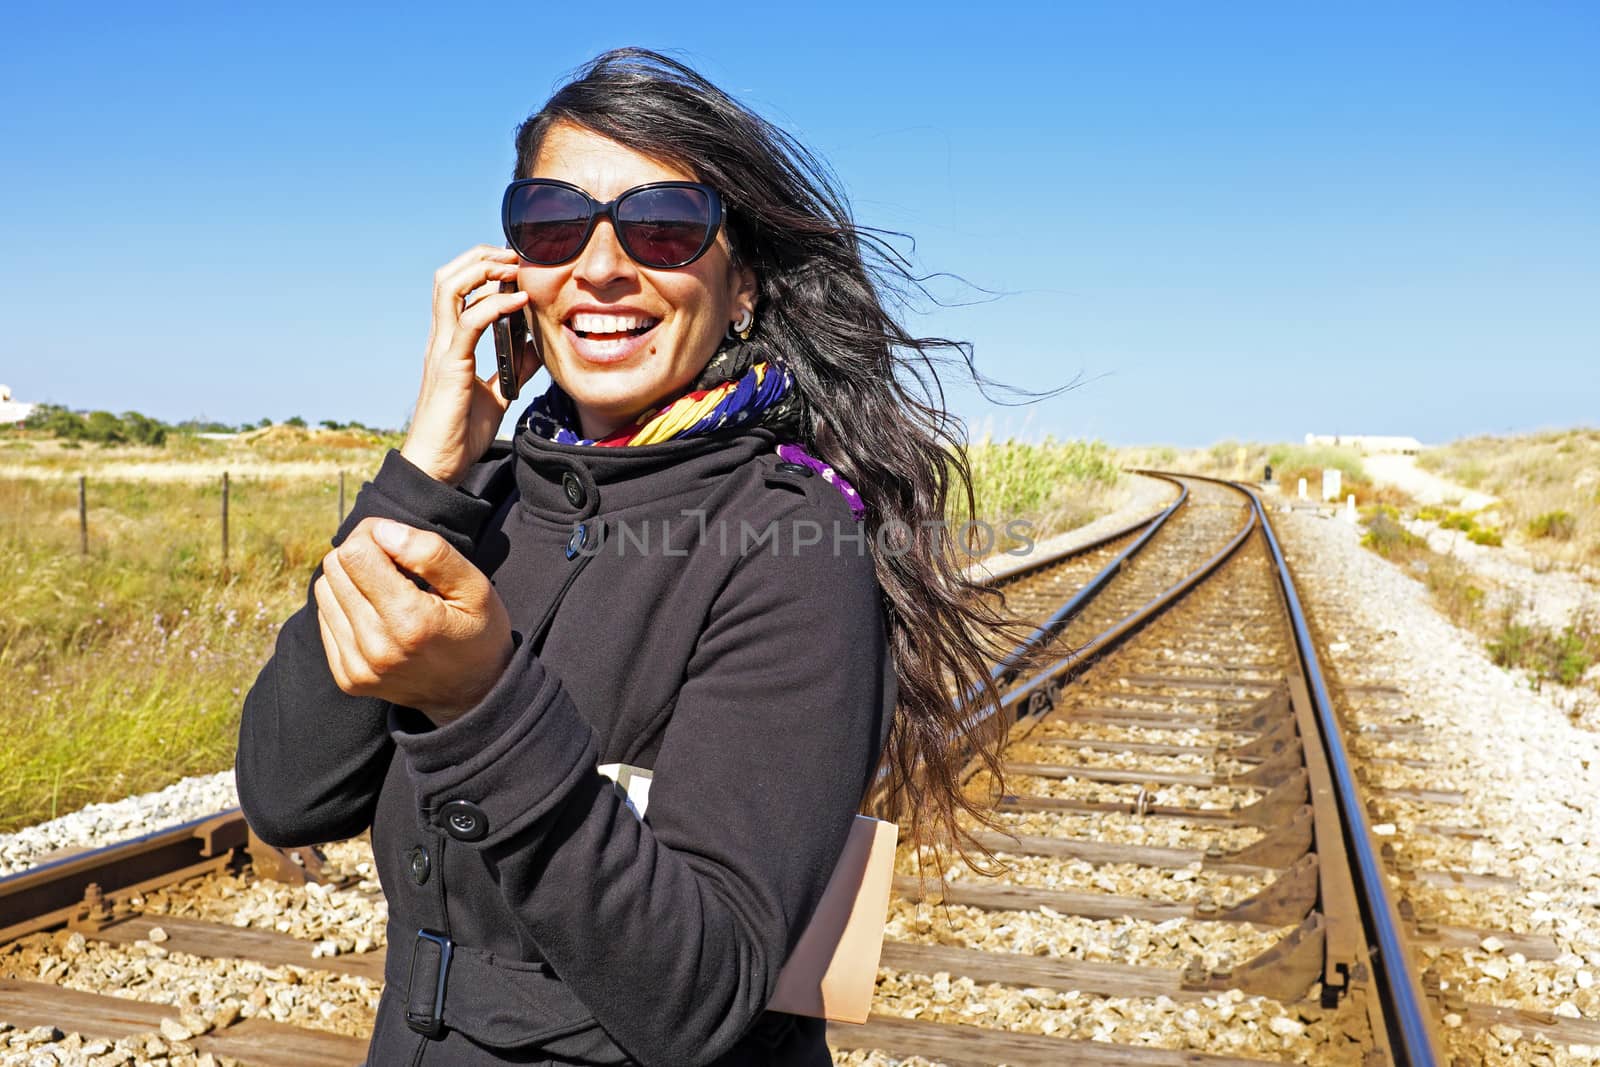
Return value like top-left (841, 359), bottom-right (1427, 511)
top-left (518, 121), bottom-right (757, 441)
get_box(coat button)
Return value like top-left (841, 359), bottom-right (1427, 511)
top-left (407, 845), bottom-right (431, 885)
top-left (440, 800), bottom-right (488, 842)
top-left (561, 471), bottom-right (587, 508)
top-left (775, 461), bottom-right (814, 477)
top-left (565, 523), bottom-right (589, 561)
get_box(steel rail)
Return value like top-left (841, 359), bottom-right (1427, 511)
top-left (8, 474), bottom-right (1373, 1066)
top-left (999, 473), bottom-right (1256, 725)
top-left (974, 476), bottom-right (1183, 589)
top-left (877, 476), bottom-right (1187, 786)
top-left (1244, 482), bottom-right (1444, 1066)
top-left (3, 482), bottom-right (1183, 928)
top-left (0, 810), bottom-right (246, 944)
top-left (986, 475), bottom-right (1189, 693)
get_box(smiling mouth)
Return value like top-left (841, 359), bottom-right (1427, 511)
top-left (566, 313), bottom-right (662, 341)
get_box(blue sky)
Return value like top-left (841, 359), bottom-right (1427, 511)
top-left (2, 2), bottom-right (1595, 446)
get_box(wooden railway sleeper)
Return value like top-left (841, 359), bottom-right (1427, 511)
top-left (1231, 768), bottom-right (1310, 828)
top-left (1031, 714), bottom-right (1294, 760)
top-left (993, 765), bottom-right (1310, 827)
top-left (1228, 682), bottom-right (1289, 717)
top-left (1180, 912), bottom-right (1326, 1000)
top-left (967, 803), bottom-right (1310, 874)
top-left (1002, 740), bottom-right (1299, 790)
top-left (1226, 742), bottom-right (1302, 787)
top-left (1224, 804), bottom-right (1313, 867)
top-left (1207, 853), bottom-right (1320, 926)
top-left (1224, 715), bottom-right (1297, 759)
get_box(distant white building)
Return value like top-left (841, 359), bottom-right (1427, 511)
top-left (0, 385), bottom-right (37, 426)
top-left (1304, 433), bottom-right (1424, 455)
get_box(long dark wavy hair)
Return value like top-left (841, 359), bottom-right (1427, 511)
top-left (513, 49), bottom-right (1065, 867)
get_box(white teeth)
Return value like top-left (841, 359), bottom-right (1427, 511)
top-left (569, 312), bottom-right (658, 334)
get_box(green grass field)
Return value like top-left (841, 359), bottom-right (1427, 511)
top-left (0, 430), bottom-right (1121, 832)
top-left (0, 457), bottom-right (373, 830)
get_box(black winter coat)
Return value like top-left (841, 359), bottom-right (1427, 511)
top-left (236, 425), bottom-right (896, 1066)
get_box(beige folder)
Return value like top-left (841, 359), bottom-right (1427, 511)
top-left (768, 814), bottom-right (897, 1023)
top-left (599, 765), bottom-right (896, 1024)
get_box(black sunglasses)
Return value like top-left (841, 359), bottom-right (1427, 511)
top-left (501, 179), bottom-right (724, 269)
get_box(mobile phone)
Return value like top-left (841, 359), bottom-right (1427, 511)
top-left (490, 269), bottom-right (540, 401)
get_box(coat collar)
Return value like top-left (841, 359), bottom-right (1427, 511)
top-left (511, 423), bottom-right (780, 523)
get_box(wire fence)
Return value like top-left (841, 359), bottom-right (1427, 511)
top-left (63, 471), bottom-right (351, 560)
top-left (7, 470), bottom-right (356, 570)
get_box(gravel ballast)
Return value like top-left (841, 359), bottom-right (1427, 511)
top-left (1276, 506), bottom-right (1600, 1064)
top-left (0, 772), bottom-right (239, 880)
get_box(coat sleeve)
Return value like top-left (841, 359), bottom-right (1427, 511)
top-left (387, 505), bottom-right (895, 1064)
top-left (235, 450), bottom-right (497, 847)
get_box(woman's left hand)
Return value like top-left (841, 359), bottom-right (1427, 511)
top-left (314, 517), bottom-right (514, 725)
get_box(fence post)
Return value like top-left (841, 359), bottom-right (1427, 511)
top-left (339, 470), bottom-right (346, 522)
top-left (78, 474), bottom-right (87, 555)
top-left (221, 471), bottom-right (230, 566)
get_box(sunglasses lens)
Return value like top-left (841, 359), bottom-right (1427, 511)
top-left (617, 186), bottom-right (715, 267)
top-left (506, 184), bottom-right (593, 263)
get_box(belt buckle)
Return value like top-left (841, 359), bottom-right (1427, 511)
top-left (405, 928), bottom-right (454, 1038)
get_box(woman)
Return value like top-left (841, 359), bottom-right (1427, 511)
top-left (238, 48), bottom-right (1033, 1066)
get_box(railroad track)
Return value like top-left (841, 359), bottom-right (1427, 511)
top-left (1, 473), bottom-right (1557, 1065)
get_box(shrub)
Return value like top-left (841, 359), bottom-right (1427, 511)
top-left (1487, 611), bottom-right (1600, 689)
top-left (1468, 527), bottom-right (1503, 547)
top-left (120, 411), bottom-right (167, 447)
top-left (1440, 511), bottom-right (1476, 532)
top-left (22, 403), bottom-right (89, 439)
top-left (1422, 556), bottom-right (1486, 626)
top-left (1551, 626), bottom-right (1594, 686)
top-left (1266, 444), bottom-right (1369, 484)
top-left (172, 418), bottom-right (237, 435)
top-left (1490, 620), bottom-right (1538, 670)
top-left (1361, 514), bottom-right (1424, 559)
top-left (20, 405), bottom-right (172, 447)
top-left (1528, 510), bottom-right (1577, 541)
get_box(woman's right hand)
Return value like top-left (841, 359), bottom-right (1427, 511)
top-left (400, 245), bottom-right (537, 486)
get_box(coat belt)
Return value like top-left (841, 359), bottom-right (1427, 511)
top-left (394, 928), bottom-right (631, 1061)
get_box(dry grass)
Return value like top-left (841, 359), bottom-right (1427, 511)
top-left (1417, 428), bottom-right (1600, 567)
top-left (1359, 512), bottom-right (1491, 628)
top-left (1118, 440), bottom-right (1411, 508)
top-left (0, 425), bottom-right (401, 482)
top-left (2, 432), bottom-right (1117, 831)
top-left (0, 437), bottom-right (389, 831)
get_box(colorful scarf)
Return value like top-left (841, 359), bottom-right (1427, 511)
top-left (522, 360), bottom-right (792, 447)
top-left (517, 348), bottom-right (865, 521)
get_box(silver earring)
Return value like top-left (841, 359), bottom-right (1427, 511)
top-left (727, 307), bottom-right (754, 341)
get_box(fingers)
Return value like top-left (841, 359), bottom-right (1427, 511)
top-left (314, 573), bottom-right (365, 692)
top-left (369, 519), bottom-right (484, 604)
top-left (432, 248), bottom-right (520, 332)
top-left (456, 291), bottom-right (531, 349)
top-left (315, 519), bottom-right (512, 715)
top-left (426, 246), bottom-right (508, 355)
top-left (321, 542), bottom-right (410, 670)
